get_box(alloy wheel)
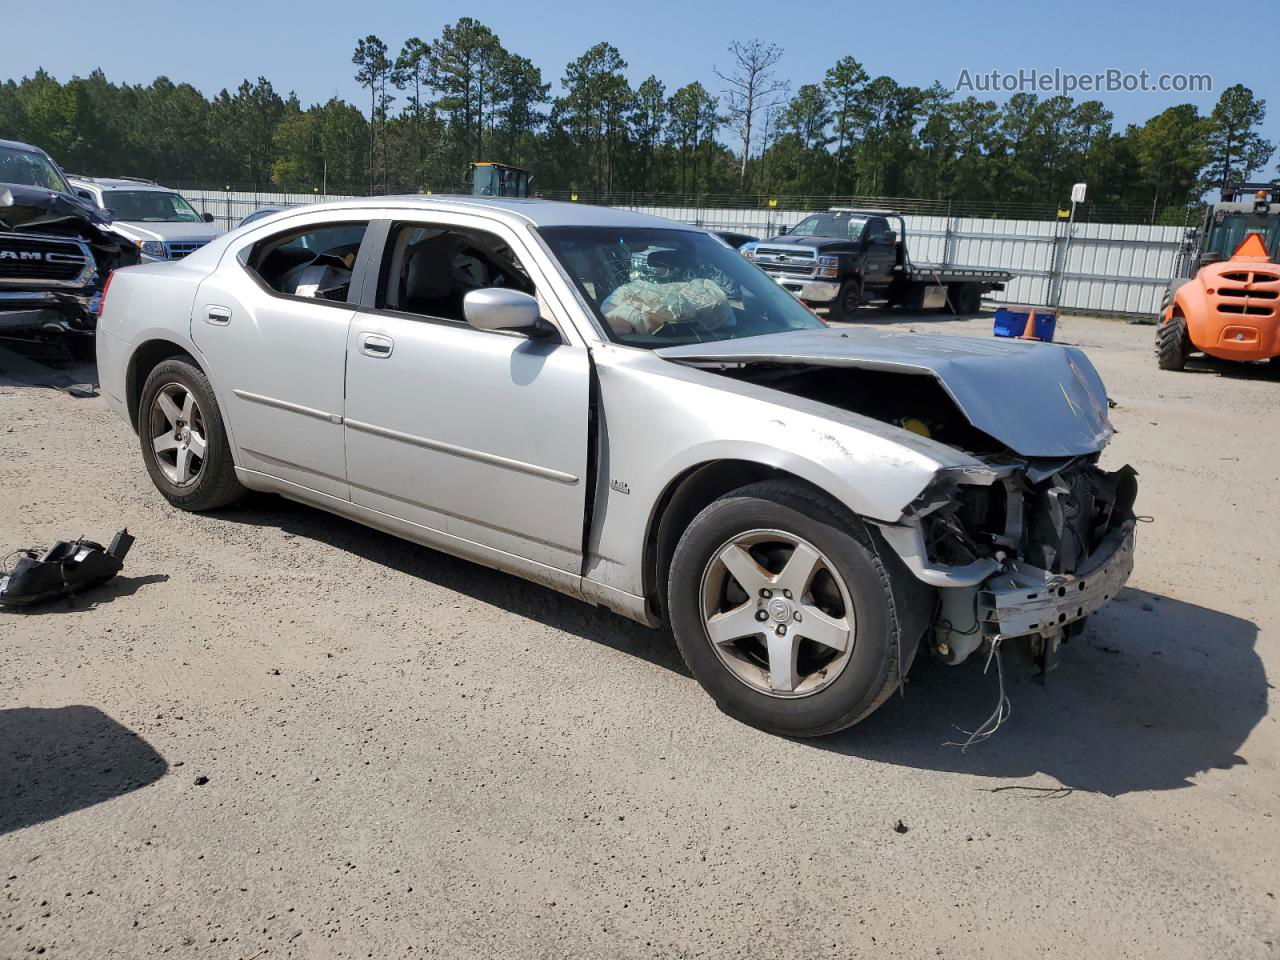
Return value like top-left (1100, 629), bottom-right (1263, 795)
top-left (149, 382), bottom-right (207, 486)
top-left (699, 529), bottom-right (856, 698)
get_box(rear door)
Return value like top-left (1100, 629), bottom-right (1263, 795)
top-left (191, 215), bottom-right (373, 500)
top-left (342, 213), bottom-right (591, 573)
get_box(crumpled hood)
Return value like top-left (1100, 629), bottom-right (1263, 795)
top-left (657, 328), bottom-right (1114, 457)
top-left (0, 183), bottom-right (113, 233)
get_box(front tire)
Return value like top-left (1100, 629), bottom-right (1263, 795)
top-left (138, 358), bottom-right (245, 511)
top-left (1156, 314), bottom-right (1190, 371)
top-left (666, 480), bottom-right (912, 737)
top-left (828, 277), bottom-right (862, 323)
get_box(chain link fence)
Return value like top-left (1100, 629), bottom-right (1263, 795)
top-left (172, 182), bottom-right (1202, 229)
top-left (173, 185), bottom-right (1194, 317)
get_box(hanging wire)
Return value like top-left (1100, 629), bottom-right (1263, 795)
top-left (945, 639), bottom-right (1012, 752)
top-left (1, 547), bottom-right (40, 577)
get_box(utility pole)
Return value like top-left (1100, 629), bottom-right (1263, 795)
top-left (1051, 183), bottom-right (1086, 308)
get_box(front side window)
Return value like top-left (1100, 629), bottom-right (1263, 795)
top-left (377, 221), bottom-right (534, 323)
top-left (103, 190), bottom-right (203, 223)
top-left (789, 214), bottom-right (867, 241)
top-left (243, 221), bottom-right (368, 303)
top-left (0, 145), bottom-right (71, 193)
top-left (539, 226), bottom-right (825, 348)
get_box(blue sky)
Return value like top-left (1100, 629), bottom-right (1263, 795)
top-left (6, 0), bottom-right (1277, 151)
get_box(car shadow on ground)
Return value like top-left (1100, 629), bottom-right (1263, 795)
top-left (215, 497), bottom-right (1265, 797)
top-left (823, 307), bottom-right (995, 326)
top-left (814, 587), bottom-right (1266, 796)
top-left (216, 494), bottom-right (688, 676)
top-left (0, 342), bottom-right (98, 394)
top-left (0, 705), bottom-right (167, 835)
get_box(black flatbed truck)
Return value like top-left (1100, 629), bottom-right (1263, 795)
top-left (743, 207), bottom-right (1013, 320)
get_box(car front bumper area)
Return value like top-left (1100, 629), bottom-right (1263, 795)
top-left (0, 290), bottom-right (99, 338)
top-left (766, 273), bottom-right (840, 303)
top-left (980, 522), bottom-right (1136, 640)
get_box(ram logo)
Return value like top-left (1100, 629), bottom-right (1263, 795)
top-left (0, 250), bottom-right (49, 261)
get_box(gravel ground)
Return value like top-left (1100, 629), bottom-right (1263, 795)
top-left (1, 314), bottom-right (1277, 959)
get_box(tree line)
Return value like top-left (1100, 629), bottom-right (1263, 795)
top-left (1, 17), bottom-right (1273, 222)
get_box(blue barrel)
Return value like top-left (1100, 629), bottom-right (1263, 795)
top-left (994, 305), bottom-right (1057, 342)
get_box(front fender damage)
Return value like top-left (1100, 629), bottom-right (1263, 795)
top-left (874, 458), bottom-right (1138, 667)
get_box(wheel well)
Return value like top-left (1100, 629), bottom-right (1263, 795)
top-left (644, 460), bottom-right (822, 623)
top-left (126, 339), bottom-right (201, 429)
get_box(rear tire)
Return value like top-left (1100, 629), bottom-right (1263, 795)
top-left (945, 282), bottom-right (981, 315)
top-left (1156, 314), bottom-right (1190, 371)
top-left (138, 358), bottom-right (245, 511)
top-left (666, 480), bottom-right (914, 737)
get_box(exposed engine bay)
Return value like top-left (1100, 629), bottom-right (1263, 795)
top-left (663, 329), bottom-right (1139, 674)
top-left (0, 183), bottom-right (139, 352)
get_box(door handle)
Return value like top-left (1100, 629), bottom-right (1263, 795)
top-left (358, 332), bottom-right (394, 358)
top-left (205, 305), bottom-right (232, 325)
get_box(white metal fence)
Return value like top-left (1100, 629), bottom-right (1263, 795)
top-left (180, 189), bottom-right (1191, 318)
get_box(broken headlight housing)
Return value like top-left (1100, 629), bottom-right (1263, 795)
top-left (912, 459), bottom-right (1137, 575)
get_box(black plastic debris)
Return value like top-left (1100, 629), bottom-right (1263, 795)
top-left (0, 529), bottom-right (134, 608)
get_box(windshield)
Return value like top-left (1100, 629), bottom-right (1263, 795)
top-left (539, 226), bottom-right (825, 348)
top-left (103, 189), bottom-right (203, 223)
top-left (789, 214), bottom-right (867, 240)
top-left (0, 145), bottom-right (71, 193)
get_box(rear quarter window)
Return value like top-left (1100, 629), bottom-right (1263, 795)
top-left (239, 222), bottom-right (368, 303)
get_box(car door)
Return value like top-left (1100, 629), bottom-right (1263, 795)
top-left (191, 215), bottom-right (373, 500)
top-left (862, 218), bottom-right (897, 286)
top-left (343, 214), bottom-right (591, 574)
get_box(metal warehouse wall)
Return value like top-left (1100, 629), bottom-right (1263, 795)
top-left (182, 189), bottom-right (1189, 318)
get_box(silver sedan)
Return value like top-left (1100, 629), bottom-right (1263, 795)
top-left (96, 197), bottom-right (1137, 736)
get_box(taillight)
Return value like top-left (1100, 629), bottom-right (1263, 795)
top-left (96, 269), bottom-right (116, 317)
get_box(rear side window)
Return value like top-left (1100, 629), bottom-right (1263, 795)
top-left (242, 221), bottom-right (369, 303)
top-left (376, 221), bottom-right (534, 323)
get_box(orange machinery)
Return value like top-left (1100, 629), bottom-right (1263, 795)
top-left (1157, 186), bottom-right (1280, 371)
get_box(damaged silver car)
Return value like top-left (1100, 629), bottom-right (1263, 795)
top-left (96, 198), bottom-right (1137, 737)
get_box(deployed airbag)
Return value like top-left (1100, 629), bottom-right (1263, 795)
top-left (602, 279), bottom-right (733, 335)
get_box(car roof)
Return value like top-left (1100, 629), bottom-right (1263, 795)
top-left (293, 194), bottom-right (698, 231)
top-left (0, 138), bottom-right (51, 157)
top-left (68, 177), bottom-right (175, 192)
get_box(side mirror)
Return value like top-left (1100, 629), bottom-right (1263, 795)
top-left (463, 288), bottom-right (556, 339)
top-left (74, 189), bottom-right (95, 203)
top-left (203, 212), bottom-right (215, 223)
top-left (777, 225), bottom-right (789, 235)
top-left (882, 230), bottom-right (897, 246)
